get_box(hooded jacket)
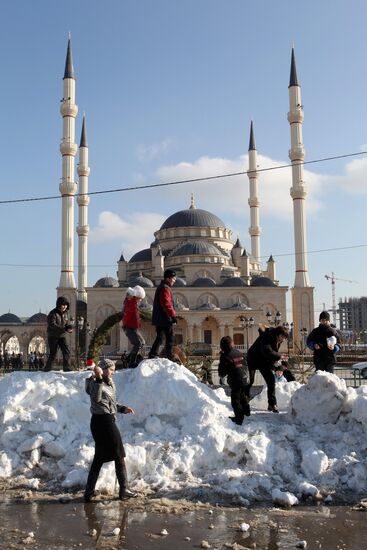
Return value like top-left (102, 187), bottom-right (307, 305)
top-left (47, 298), bottom-right (71, 338)
top-left (306, 324), bottom-right (341, 368)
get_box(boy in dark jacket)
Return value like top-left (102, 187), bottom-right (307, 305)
top-left (148, 269), bottom-right (177, 360)
top-left (306, 311), bottom-right (341, 374)
top-left (246, 325), bottom-right (289, 412)
top-left (218, 336), bottom-right (250, 425)
top-left (44, 296), bottom-right (73, 372)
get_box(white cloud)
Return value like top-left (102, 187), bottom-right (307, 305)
top-left (156, 154), bottom-right (324, 220)
top-left (136, 138), bottom-right (173, 162)
top-left (335, 156), bottom-right (367, 194)
top-left (89, 211), bottom-right (166, 259)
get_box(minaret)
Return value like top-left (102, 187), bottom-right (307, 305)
top-left (288, 47), bottom-right (314, 334)
top-left (59, 35), bottom-right (78, 293)
top-left (247, 121), bottom-right (261, 271)
top-left (77, 114), bottom-right (90, 303)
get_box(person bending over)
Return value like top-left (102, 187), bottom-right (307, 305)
top-left (246, 325), bottom-right (289, 413)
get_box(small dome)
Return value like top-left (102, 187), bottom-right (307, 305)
top-left (129, 249), bottom-right (151, 263)
top-left (169, 240), bottom-right (226, 258)
top-left (27, 313), bottom-right (47, 324)
top-left (250, 276), bottom-right (276, 287)
top-left (173, 277), bottom-right (187, 287)
top-left (94, 276), bottom-right (119, 288)
top-left (192, 277), bottom-right (217, 287)
top-left (161, 208), bottom-right (226, 230)
top-left (0, 313), bottom-right (22, 324)
top-left (221, 277), bottom-right (247, 287)
top-left (129, 274), bottom-right (154, 288)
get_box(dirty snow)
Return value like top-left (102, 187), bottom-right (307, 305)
top-left (0, 361), bottom-right (366, 505)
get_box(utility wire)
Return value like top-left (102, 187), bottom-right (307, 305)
top-left (1, 243), bottom-right (367, 268)
top-left (0, 149), bottom-right (366, 205)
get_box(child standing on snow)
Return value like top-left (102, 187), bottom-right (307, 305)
top-left (122, 285), bottom-right (146, 368)
top-left (218, 336), bottom-right (250, 425)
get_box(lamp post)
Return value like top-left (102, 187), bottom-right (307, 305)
top-left (71, 316), bottom-right (86, 370)
top-left (282, 321), bottom-right (294, 357)
top-left (266, 310), bottom-right (282, 326)
top-left (299, 327), bottom-right (308, 382)
top-left (240, 316), bottom-right (255, 351)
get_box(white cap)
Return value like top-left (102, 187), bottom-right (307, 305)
top-left (126, 287), bottom-right (135, 296)
top-left (133, 285), bottom-right (146, 299)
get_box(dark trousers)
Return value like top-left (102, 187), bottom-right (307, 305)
top-left (149, 325), bottom-right (174, 359)
top-left (230, 384), bottom-right (250, 421)
top-left (315, 363), bottom-right (335, 374)
top-left (123, 328), bottom-right (145, 367)
top-left (247, 364), bottom-right (277, 407)
top-left (85, 455), bottom-right (128, 498)
top-left (45, 337), bottom-right (70, 371)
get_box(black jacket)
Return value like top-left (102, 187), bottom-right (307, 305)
top-left (247, 327), bottom-right (282, 370)
top-left (306, 324), bottom-right (341, 369)
top-left (218, 348), bottom-right (248, 386)
top-left (47, 307), bottom-right (70, 339)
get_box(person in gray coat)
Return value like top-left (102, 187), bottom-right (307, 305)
top-left (84, 358), bottom-right (137, 502)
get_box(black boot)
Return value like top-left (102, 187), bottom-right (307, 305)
top-left (84, 458), bottom-right (102, 502)
top-left (115, 458), bottom-right (137, 499)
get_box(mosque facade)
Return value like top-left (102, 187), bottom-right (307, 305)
top-left (0, 39), bottom-right (314, 360)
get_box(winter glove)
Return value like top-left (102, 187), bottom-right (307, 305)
top-left (171, 316), bottom-right (178, 325)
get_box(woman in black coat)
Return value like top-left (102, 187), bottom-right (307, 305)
top-left (246, 325), bottom-right (289, 412)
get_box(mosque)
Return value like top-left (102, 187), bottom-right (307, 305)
top-left (0, 40), bottom-right (314, 359)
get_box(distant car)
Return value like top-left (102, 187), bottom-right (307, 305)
top-left (352, 361), bottom-right (367, 379)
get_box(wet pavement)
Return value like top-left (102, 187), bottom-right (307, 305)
top-left (1, 498), bottom-right (367, 549)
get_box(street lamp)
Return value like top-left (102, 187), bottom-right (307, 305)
top-left (266, 311), bottom-right (282, 326)
top-left (299, 327), bottom-right (308, 382)
top-left (240, 316), bottom-right (255, 350)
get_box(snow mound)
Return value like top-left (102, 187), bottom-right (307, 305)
top-left (289, 371), bottom-right (348, 425)
top-left (1, 362), bottom-right (367, 504)
top-left (251, 378), bottom-right (301, 411)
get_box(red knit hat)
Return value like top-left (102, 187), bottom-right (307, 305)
top-left (86, 359), bottom-right (96, 369)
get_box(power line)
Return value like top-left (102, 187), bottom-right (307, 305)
top-left (0, 149), bottom-right (366, 206)
top-left (1, 242), bottom-right (367, 268)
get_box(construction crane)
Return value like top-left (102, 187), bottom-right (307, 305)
top-left (324, 272), bottom-right (358, 325)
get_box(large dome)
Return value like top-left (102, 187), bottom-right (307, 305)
top-left (160, 208), bottom-right (226, 230)
top-left (169, 241), bottom-right (226, 258)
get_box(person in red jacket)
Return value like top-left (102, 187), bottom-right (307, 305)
top-left (122, 286), bottom-right (145, 368)
top-left (148, 269), bottom-right (177, 360)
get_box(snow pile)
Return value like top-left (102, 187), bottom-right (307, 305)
top-left (1, 362), bottom-right (367, 505)
top-left (251, 378), bottom-right (302, 411)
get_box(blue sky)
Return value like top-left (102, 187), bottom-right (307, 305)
top-left (1, 0), bottom-right (367, 322)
